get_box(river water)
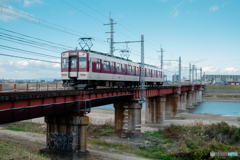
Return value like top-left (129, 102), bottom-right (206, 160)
top-left (98, 101), bottom-right (240, 117)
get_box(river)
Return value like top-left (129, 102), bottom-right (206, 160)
top-left (98, 101), bottom-right (240, 117)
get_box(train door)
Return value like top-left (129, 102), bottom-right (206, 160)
top-left (89, 58), bottom-right (92, 78)
top-left (69, 56), bottom-right (78, 77)
top-left (111, 62), bottom-right (115, 79)
top-left (96, 59), bottom-right (101, 78)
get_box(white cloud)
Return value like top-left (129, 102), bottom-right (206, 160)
top-left (0, 5), bottom-right (31, 22)
top-left (170, 1), bottom-right (183, 18)
top-left (172, 10), bottom-right (179, 18)
top-left (190, 59), bottom-right (207, 63)
top-left (225, 67), bottom-right (238, 72)
top-left (23, 0), bottom-right (43, 7)
top-left (210, 6), bottom-right (218, 12)
top-left (159, 0), bottom-right (167, 2)
top-left (0, 59), bottom-right (60, 79)
top-left (219, 59), bottom-right (236, 63)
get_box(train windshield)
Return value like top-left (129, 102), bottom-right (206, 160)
top-left (71, 58), bottom-right (77, 68)
top-left (79, 57), bottom-right (86, 68)
top-left (62, 58), bottom-right (68, 68)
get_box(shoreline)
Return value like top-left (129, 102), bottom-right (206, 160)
top-left (203, 98), bottom-right (240, 102)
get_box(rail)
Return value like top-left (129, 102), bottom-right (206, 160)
top-left (0, 83), bottom-right (67, 92)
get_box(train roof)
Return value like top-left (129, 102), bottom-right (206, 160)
top-left (81, 50), bottom-right (161, 70)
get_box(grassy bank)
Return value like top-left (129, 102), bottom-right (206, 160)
top-left (0, 139), bottom-right (48, 160)
top-left (2, 121), bottom-right (46, 134)
top-left (2, 121), bottom-right (240, 159)
top-left (206, 84), bottom-right (240, 90)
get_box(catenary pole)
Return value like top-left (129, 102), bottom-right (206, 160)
top-left (178, 57), bottom-right (181, 94)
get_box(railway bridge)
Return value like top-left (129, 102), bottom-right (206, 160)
top-left (0, 84), bottom-right (203, 158)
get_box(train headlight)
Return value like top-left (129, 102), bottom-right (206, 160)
top-left (62, 74), bottom-right (67, 76)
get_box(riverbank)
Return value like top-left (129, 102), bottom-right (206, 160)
top-left (203, 97), bottom-right (240, 102)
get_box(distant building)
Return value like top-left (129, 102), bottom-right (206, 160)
top-left (227, 81), bottom-right (240, 85)
top-left (172, 74), bottom-right (179, 83)
top-left (52, 79), bottom-right (62, 84)
top-left (205, 75), bottom-right (240, 84)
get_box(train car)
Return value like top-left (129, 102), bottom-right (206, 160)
top-left (61, 50), bottom-right (164, 89)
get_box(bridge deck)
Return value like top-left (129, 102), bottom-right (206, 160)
top-left (0, 85), bottom-right (201, 124)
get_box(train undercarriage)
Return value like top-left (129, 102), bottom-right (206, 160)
top-left (62, 78), bottom-right (163, 90)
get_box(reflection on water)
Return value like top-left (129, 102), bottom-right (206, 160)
top-left (97, 102), bottom-right (146, 110)
top-left (190, 101), bottom-right (240, 117)
top-left (97, 101), bottom-right (240, 117)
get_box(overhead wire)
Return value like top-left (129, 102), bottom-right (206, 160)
top-left (0, 45), bottom-right (59, 59)
top-left (0, 53), bottom-right (60, 64)
top-left (0, 28), bottom-right (74, 49)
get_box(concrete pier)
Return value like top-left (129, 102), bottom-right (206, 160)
top-left (40, 114), bottom-right (90, 159)
top-left (145, 97), bottom-right (166, 124)
top-left (186, 91), bottom-right (193, 108)
top-left (192, 90), bottom-right (198, 106)
top-left (178, 93), bottom-right (187, 110)
top-left (166, 94), bottom-right (178, 117)
top-left (112, 101), bottom-right (143, 140)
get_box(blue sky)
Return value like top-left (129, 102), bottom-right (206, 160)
top-left (0, 0), bottom-right (239, 80)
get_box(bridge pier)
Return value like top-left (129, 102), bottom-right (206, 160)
top-left (198, 90), bottom-right (203, 103)
top-left (178, 93), bottom-right (187, 110)
top-left (40, 114), bottom-right (90, 159)
top-left (186, 91), bottom-right (193, 108)
top-left (166, 94), bottom-right (178, 117)
top-left (192, 90), bottom-right (197, 106)
top-left (112, 101), bottom-right (144, 140)
top-left (145, 97), bottom-right (166, 124)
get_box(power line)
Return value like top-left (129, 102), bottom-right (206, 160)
top-left (0, 45), bottom-right (59, 58)
top-left (0, 28), bottom-right (74, 49)
top-left (0, 53), bottom-right (60, 64)
top-left (88, 0), bottom-right (161, 49)
top-left (0, 34), bottom-right (66, 51)
top-left (0, 5), bottom-right (109, 46)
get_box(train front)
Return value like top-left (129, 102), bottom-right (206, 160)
top-left (61, 50), bottom-right (89, 88)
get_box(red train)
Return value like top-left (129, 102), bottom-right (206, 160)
top-left (61, 50), bottom-right (164, 89)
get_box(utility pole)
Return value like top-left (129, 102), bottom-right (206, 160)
top-left (200, 67), bottom-right (202, 89)
top-left (140, 35), bottom-right (145, 102)
top-left (204, 72), bottom-right (206, 85)
top-left (189, 63), bottom-right (191, 85)
top-left (114, 36), bottom-right (145, 102)
top-left (104, 12), bottom-right (116, 56)
top-left (192, 65), bottom-right (194, 91)
top-left (157, 46), bottom-right (165, 69)
top-left (195, 66), bottom-right (197, 84)
top-left (178, 57), bottom-right (181, 94)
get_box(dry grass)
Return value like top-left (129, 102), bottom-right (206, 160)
top-left (0, 139), bottom-right (48, 160)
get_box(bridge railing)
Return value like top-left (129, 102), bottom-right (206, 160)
top-left (0, 83), bottom-right (69, 92)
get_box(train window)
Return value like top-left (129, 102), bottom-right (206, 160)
top-left (158, 71), bottom-right (160, 77)
top-left (132, 66), bottom-right (135, 74)
top-left (136, 67), bottom-right (139, 74)
top-left (111, 62), bottom-right (115, 71)
top-left (96, 59), bottom-right (101, 70)
top-left (123, 64), bottom-right (126, 73)
top-left (147, 69), bottom-right (150, 76)
top-left (71, 58), bottom-right (77, 68)
top-left (128, 65), bottom-right (132, 73)
top-left (117, 63), bottom-right (121, 72)
top-left (62, 58), bottom-right (68, 68)
top-left (153, 70), bottom-right (155, 77)
top-left (104, 61), bottom-right (110, 70)
top-left (79, 57), bottom-right (86, 68)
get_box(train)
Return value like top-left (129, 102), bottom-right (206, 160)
top-left (61, 50), bottom-right (164, 89)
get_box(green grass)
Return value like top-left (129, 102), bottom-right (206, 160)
top-left (88, 139), bottom-right (178, 160)
top-left (3, 122), bottom-right (46, 134)
top-left (0, 139), bottom-right (49, 160)
top-left (206, 84), bottom-right (240, 90)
